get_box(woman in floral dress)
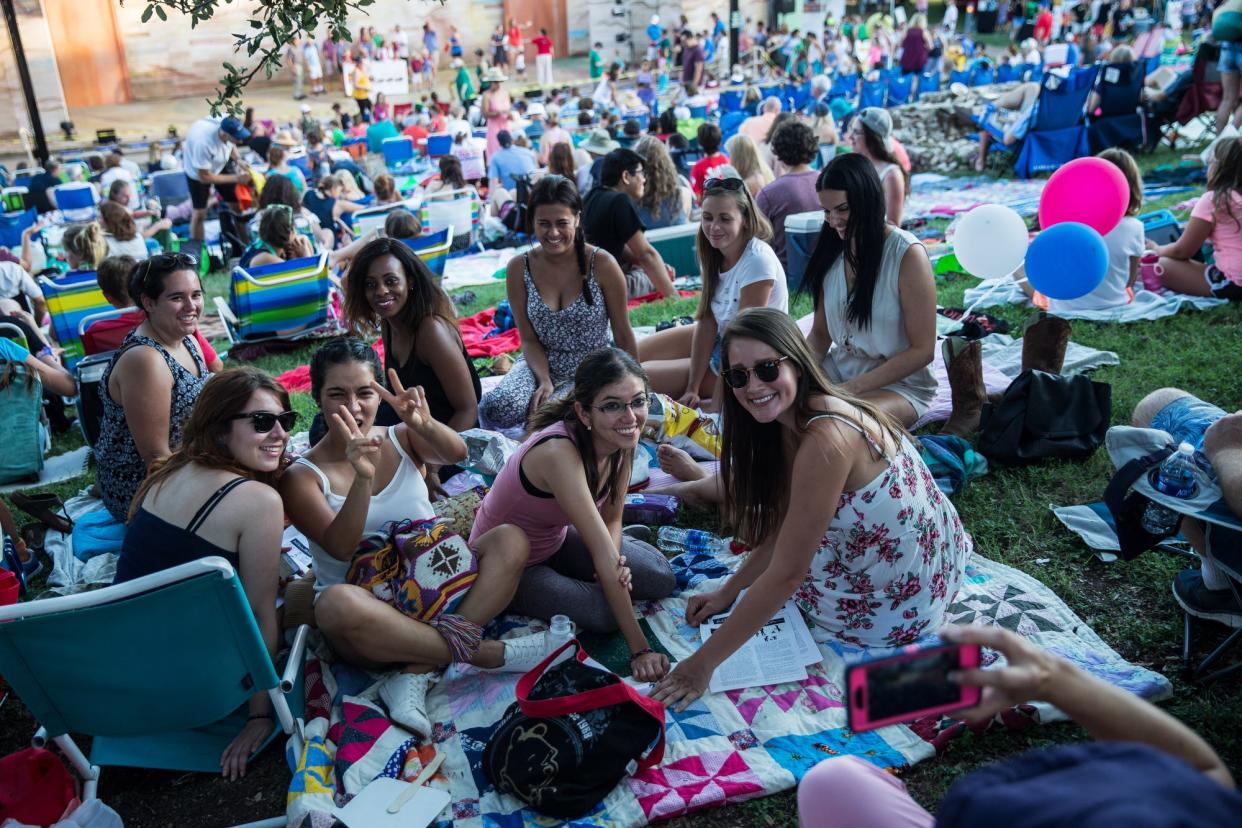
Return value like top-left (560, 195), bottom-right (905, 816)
top-left (652, 307), bottom-right (971, 711)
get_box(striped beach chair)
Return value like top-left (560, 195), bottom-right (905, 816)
top-left (214, 253), bottom-right (335, 344)
top-left (400, 226), bottom-right (453, 278)
top-left (39, 271), bottom-right (108, 370)
top-left (419, 188), bottom-right (482, 251)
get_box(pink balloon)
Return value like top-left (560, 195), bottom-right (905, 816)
top-left (1037, 157), bottom-right (1129, 236)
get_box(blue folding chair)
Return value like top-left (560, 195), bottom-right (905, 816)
top-left (51, 182), bottom-right (98, 221)
top-left (382, 135), bottom-right (416, 170)
top-left (148, 170), bottom-right (191, 211)
top-left (720, 110), bottom-right (747, 144)
top-left (0, 207), bottom-right (36, 249)
top-left (887, 73), bottom-right (914, 106)
top-left (425, 133), bottom-right (453, 158)
top-left (949, 69), bottom-right (971, 88)
top-left (1087, 60), bottom-right (1148, 152)
top-left (689, 104), bottom-right (709, 119)
top-left (719, 90), bottom-right (743, 112)
top-left (919, 69), bottom-right (941, 96)
top-left (981, 65), bottom-right (1100, 178)
top-left (829, 73), bottom-right (859, 101)
top-left (287, 153), bottom-right (314, 181)
top-left (970, 63), bottom-right (996, 87)
top-left (997, 63), bottom-right (1020, 83)
top-left (0, 558), bottom-right (308, 811)
top-left (859, 78), bottom-right (887, 109)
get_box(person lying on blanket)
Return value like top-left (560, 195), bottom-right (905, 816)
top-left (638, 166), bottom-right (789, 412)
top-left (651, 308), bottom-right (972, 710)
top-left (470, 348), bottom-right (676, 682)
top-left (797, 624), bottom-right (1241, 827)
top-left (113, 368), bottom-right (294, 780)
top-left (280, 338), bottom-right (545, 738)
top-left (1133, 388), bottom-right (1242, 627)
top-left (341, 238), bottom-right (482, 497)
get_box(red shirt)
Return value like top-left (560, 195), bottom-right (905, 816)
top-left (1034, 9), bottom-right (1054, 43)
top-left (83, 310), bottom-right (218, 365)
top-left (690, 153), bottom-right (730, 199)
top-left (533, 35), bottom-right (553, 56)
top-left (508, 26), bottom-right (521, 48)
top-left (403, 123), bottom-right (429, 143)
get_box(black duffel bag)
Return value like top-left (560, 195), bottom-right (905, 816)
top-left (977, 370), bottom-right (1111, 466)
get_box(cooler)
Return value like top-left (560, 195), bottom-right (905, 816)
top-left (785, 210), bottom-right (823, 294)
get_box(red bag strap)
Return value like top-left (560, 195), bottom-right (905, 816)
top-left (514, 639), bottom-right (666, 770)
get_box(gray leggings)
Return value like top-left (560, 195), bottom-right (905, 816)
top-left (510, 528), bottom-right (677, 632)
top-left (478, 357), bottom-right (571, 430)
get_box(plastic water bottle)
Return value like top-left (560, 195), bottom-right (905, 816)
top-left (1140, 442), bottom-right (1199, 535)
top-left (656, 527), bottom-right (726, 555)
top-left (547, 615), bottom-right (575, 665)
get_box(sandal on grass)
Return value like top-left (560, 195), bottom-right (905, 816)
top-left (10, 492), bottom-right (73, 535)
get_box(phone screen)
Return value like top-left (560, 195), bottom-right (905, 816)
top-left (866, 647), bottom-right (962, 721)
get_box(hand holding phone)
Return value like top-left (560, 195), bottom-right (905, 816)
top-left (937, 624), bottom-right (1062, 723)
top-left (846, 637), bottom-right (982, 732)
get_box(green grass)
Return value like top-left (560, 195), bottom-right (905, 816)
top-left (4, 154), bottom-right (1241, 823)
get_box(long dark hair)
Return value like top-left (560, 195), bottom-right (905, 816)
top-left (129, 368), bottom-right (291, 521)
top-left (527, 348), bottom-right (648, 505)
top-left (719, 308), bottom-right (901, 545)
top-left (343, 237), bottom-right (458, 347)
top-left (438, 155), bottom-right (466, 189)
top-left (800, 153), bottom-right (888, 330)
top-left (527, 174), bottom-right (591, 304)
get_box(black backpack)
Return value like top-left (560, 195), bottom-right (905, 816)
top-left (977, 370), bottom-right (1111, 466)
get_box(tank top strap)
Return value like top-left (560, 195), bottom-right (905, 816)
top-left (185, 477), bottom-right (248, 534)
top-left (291, 456), bottom-right (332, 496)
top-left (806, 412), bottom-right (889, 461)
top-left (386, 424), bottom-right (420, 471)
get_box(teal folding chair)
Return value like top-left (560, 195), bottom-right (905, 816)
top-left (0, 557), bottom-right (309, 809)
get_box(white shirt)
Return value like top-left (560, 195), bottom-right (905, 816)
top-left (99, 166), bottom-right (136, 194)
top-left (183, 118), bottom-right (233, 182)
top-left (451, 136), bottom-right (487, 181)
top-left (709, 237), bottom-right (789, 335)
top-left (105, 234), bottom-right (150, 261)
top-left (0, 261), bottom-right (39, 302)
top-left (1048, 215), bottom-right (1144, 312)
top-left (391, 29), bottom-right (409, 59)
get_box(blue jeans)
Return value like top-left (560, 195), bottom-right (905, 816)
top-left (1219, 41), bottom-right (1242, 75)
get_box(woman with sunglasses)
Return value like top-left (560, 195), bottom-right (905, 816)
top-left (801, 152), bottom-right (936, 429)
top-left (640, 166), bottom-right (788, 412)
top-left (96, 253), bottom-right (211, 522)
top-left (281, 338), bottom-right (543, 737)
top-left (471, 348), bottom-right (675, 681)
top-left (113, 367), bottom-right (293, 780)
top-left (479, 174), bottom-right (638, 430)
top-left (651, 308), bottom-right (971, 711)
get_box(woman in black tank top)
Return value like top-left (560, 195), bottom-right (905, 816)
top-left (117, 367), bottom-right (296, 781)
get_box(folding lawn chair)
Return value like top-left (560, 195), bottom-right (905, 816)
top-left (969, 62), bottom-right (996, 87)
top-left (148, 169), bottom-right (192, 215)
top-left (0, 557), bottom-right (308, 815)
top-left (997, 63), bottom-right (1021, 84)
top-left (918, 69), bottom-right (941, 96)
top-left (859, 77), bottom-right (887, 109)
top-left (887, 73), bottom-right (914, 107)
top-left (425, 133), bottom-right (454, 158)
top-left (79, 305), bottom-right (141, 357)
top-left (51, 182), bottom-right (99, 222)
top-left (350, 197), bottom-right (422, 238)
top-left (719, 110), bottom-right (747, 144)
top-left (382, 136), bottom-right (416, 172)
top-left (419, 187), bottom-right (482, 251)
top-left (0, 206), bottom-right (36, 249)
top-left (828, 73), bottom-right (859, 102)
top-left (1173, 43), bottom-right (1235, 142)
top-left (0, 333), bottom-right (45, 483)
top-left (1088, 60), bottom-right (1149, 153)
top-left (214, 252), bottom-right (335, 344)
top-left (39, 271), bottom-right (108, 371)
top-left (718, 89), bottom-right (743, 112)
top-left (400, 225), bottom-right (453, 277)
top-left (977, 65), bottom-right (1099, 178)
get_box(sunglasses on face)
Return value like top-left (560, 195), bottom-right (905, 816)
top-left (592, 396), bottom-right (652, 415)
top-left (703, 176), bottom-right (745, 193)
top-left (723, 356), bottom-right (791, 389)
top-left (230, 410), bottom-right (299, 433)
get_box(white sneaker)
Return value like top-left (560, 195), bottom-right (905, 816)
top-left (378, 671), bottom-right (438, 737)
top-left (487, 631), bottom-right (552, 673)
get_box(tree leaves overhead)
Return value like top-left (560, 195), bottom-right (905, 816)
top-left (131, 0), bottom-right (440, 114)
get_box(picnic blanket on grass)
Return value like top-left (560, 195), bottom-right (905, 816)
top-left (285, 548), bottom-right (1172, 827)
top-left (906, 175), bottom-right (1195, 223)
top-left (961, 279), bottom-right (1226, 322)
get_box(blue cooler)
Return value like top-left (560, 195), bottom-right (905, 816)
top-left (785, 211), bottom-right (823, 294)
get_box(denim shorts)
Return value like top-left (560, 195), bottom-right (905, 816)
top-left (1219, 41), bottom-right (1242, 75)
top-left (1150, 394), bottom-right (1225, 454)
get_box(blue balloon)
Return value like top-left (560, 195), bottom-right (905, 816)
top-left (1024, 221), bottom-right (1108, 301)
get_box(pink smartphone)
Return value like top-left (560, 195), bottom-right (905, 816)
top-left (846, 639), bottom-right (982, 732)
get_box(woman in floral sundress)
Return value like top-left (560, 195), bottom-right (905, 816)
top-left (652, 307), bottom-right (971, 711)
top-left (479, 175), bottom-right (638, 430)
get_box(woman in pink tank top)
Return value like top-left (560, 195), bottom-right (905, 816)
top-left (471, 348), bottom-right (676, 682)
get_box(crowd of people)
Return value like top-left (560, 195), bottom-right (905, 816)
top-left (1, 3), bottom-right (1241, 821)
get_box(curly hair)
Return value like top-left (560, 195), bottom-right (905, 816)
top-left (770, 120), bottom-right (818, 167)
top-left (634, 135), bottom-right (682, 213)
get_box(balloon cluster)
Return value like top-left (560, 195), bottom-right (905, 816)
top-left (953, 157), bottom-right (1129, 301)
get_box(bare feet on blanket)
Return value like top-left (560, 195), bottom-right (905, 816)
top-left (657, 444), bottom-right (707, 481)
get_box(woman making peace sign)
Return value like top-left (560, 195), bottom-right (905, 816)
top-left (281, 338), bottom-right (543, 737)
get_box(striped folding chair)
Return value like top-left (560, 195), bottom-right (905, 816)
top-left (399, 226), bottom-right (454, 278)
top-left (349, 198), bottom-right (422, 238)
top-left (419, 188), bottom-right (482, 251)
top-left (38, 271), bottom-right (109, 371)
top-left (214, 253), bottom-right (334, 344)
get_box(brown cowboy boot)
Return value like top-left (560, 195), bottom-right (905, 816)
top-left (1020, 312), bottom-right (1072, 374)
top-left (941, 337), bottom-right (986, 439)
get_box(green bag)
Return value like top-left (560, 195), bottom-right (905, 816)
top-left (0, 360), bottom-right (46, 485)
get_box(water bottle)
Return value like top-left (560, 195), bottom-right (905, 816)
top-left (1140, 442), bottom-right (1198, 535)
top-left (656, 527), bottom-right (726, 556)
top-left (547, 614), bottom-right (575, 665)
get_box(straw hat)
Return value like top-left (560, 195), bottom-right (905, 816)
top-left (620, 90), bottom-right (644, 111)
top-left (481, 67), bottom-right (508, 83)
top-left (272, 129), bottom-right (300, 147)
top-left (580, 128), bottom-right (619, 156)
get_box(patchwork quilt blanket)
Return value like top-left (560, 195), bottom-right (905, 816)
top-left (287, 548), bottom-right (1171, 827)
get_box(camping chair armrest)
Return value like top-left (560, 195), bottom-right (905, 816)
top-left (280, 624), bottom-right (311, 694)
top-left (214, 295), bottom-right (238, 326)
top-left (237, 253), bottom-right (330, 286)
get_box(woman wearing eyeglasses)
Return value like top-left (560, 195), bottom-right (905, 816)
top-left (651, 308), bottom-right (971, 711)
top-left (114, 367), bottom-right (294, 780)
top-left (640, 166), bottom-right (788, 412)
top-left (96, 253), bottom-right (210, 522)
top-left (801, 152), bottom-right (936, 429)
top-left (471, 348), bottom-right (675, 682)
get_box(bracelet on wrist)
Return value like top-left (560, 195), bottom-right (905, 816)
top-left (629, 648), bottom-right (655, 661)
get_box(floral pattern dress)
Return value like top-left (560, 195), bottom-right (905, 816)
top-left (793, 415), bottom-right (972, 647)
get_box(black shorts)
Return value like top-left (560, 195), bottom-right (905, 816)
top-left (186, 173), bottom-right (238, 210)
top-left (1204, 265), bottom-right (1242, 301)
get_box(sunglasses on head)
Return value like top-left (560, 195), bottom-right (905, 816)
top-left (723, 356), bottom-right (791, 389)
top-left (703, 176), bottom-right (745, 193)
top-left (230, 410), bottom-right (299, 433)
top-left (148, 252), bottom-right (199, 269)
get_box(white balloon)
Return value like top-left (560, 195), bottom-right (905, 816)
top-left (953, 204), bottom-right (1030, 280)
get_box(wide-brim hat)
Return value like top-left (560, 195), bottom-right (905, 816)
top-left (272, 129), bottom-right (300, 147)
top-left (580, 128), bottom-right (619, 155)
top-left (482, 67), bottom-right (508, 83)
top-left (621, 91), bottom-right (644, 110)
